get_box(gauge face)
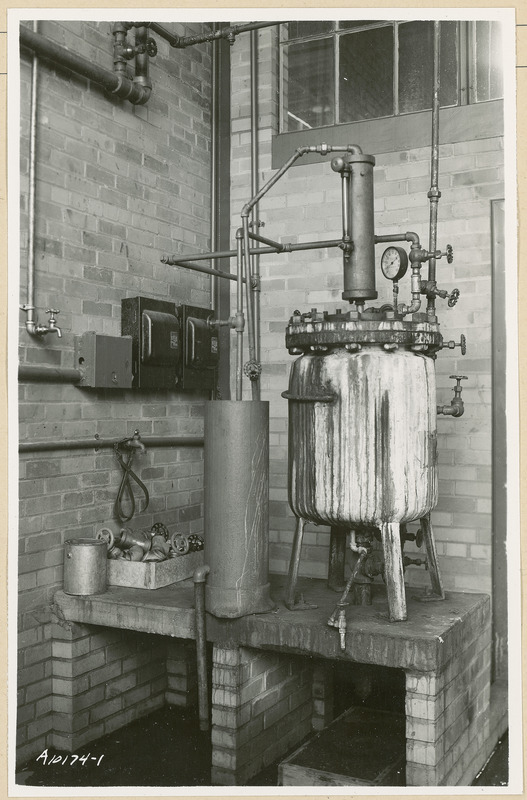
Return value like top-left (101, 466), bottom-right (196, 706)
top-left (381, 246), bottom-right (409, 281)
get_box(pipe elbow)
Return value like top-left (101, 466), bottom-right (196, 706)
top-left (193, 564), bottom-right (210, 584)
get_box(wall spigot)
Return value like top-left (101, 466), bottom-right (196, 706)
top-left (437, 375), bottom-right (467, 417)
top-left (21, 306), bottom-right (62, 338)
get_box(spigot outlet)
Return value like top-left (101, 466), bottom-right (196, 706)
top-left (437, 375), bottom-right (467, 417)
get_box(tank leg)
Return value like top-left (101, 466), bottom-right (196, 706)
top-left (285, 516), bottom-right (317, 610)
top-left (419, 513), bottom-right (445, 600)
top-left (380, 522), bottom-right (407, 621)
top-left (328, 526), bottom-right (347, 592)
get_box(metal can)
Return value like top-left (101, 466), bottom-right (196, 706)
top-left (63, 538), bottom-right (107, 595)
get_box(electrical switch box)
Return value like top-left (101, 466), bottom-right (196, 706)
top-left (180, 304), bottom-right (219, 391)
top-left (74, 332), bottom-right (133, 389)
top-left (121, 297), bottom-right (180, 390)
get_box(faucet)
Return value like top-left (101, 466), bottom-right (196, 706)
top-left (21, 307), bottom-right (62, 338)
top-left (125, 429), bottom-right (147, 453)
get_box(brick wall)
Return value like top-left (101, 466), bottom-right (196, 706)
top-left (18, 19), bottom-right (213, 763)
top-left (230, 27), bottom-right (501, 596)
top-left (210, 644), bottom-right (312, 784)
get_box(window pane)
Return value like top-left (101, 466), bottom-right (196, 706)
top-left (339, 27), bottom-right (394, 122)
top-left (338, 20), bottom-right (381, 29)
top-left (398, 21), bottom-right (458, 113)
top-left (283, 38), bottom-right (335, 131)
top-left (473, 21), bottom-right (503, 102)
top-left (286, 21), bottom-right (334, 40)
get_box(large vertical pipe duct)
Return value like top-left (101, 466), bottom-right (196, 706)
top-left (342, 154), bottom-right (377, 303)
top-left (204, 401), bottom-right (273, 617)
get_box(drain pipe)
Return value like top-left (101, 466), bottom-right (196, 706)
top-left (193, 564), bottom-right (211, 731)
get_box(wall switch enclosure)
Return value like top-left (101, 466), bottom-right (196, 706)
top-left (74, 332), bottom-right (133, 389)
top-left (121, 297), bottom-right (180, 390)
top-left (180, 304), bottom-right (218, 391)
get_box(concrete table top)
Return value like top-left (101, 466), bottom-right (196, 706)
top-left (54, 574), bottom-right (490, 673)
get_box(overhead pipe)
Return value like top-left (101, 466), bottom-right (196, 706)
top-left (148, 20), bottom-right (280, 49)
top-left (20, 25), bottom-right (151, 105)
top-left (19, 435), bottom-right (204, 453)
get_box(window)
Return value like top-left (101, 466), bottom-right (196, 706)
top-left (280, 21), bottom-right (503, 132)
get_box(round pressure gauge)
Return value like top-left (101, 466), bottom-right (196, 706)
top-left (380, 246), bottom-right (409, 282)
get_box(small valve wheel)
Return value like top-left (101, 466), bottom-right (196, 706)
top-left (146, 37), bottom-right (157, 57)
top-left (244, 360), bottom-right (262, 381)
top-left (151, 521), bottom-right (169, 540)
top-left (446, 244), bottom-right (454, 264)
top-left (96, 527), bottom-right (115, 550)
top-left (447, 288), bottom-right (460, 307)
top-left (170, 532), bottom-right (190, 556)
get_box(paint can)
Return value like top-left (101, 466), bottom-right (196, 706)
top-left (63, 538), bottom-right (107, 595)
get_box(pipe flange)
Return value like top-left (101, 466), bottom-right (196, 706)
top-left (243, 360), bottom-right (262, 381)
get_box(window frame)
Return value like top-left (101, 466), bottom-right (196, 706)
top-left (278, 20), bottom-right (497, 133)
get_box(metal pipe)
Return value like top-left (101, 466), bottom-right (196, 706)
top-left (210, 26), bottom-right (218, 315)
top-left (193, 564), bottom-right (211, 732)
top-left (156, 20), bottom-right (281, 49)
top-left (20, 26), bottom-right (151, 105)
top-left (18, 364), bottom-right (82, 383)
top-left (19, 435), bottom-right (204, 453)
top-left (161, 239), bottom-right (342, 267)
top-left (250, 28), bottom-right (261, 366)
top-left (241, 144), bottom-right (362, 219)
top-left (427, 21), bottom-right (442, 313)
top-left (23, 21), bottom-right (38, 336)
top-left (242, 217), bottom-right (259, 401)
top-left (248, 231), bottom-right (282, 251)
top-left (134, 25), bottom-right (152, 94)
top-left (236, 232), bottom-right (244, 400)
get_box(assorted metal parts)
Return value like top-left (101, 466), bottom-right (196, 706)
top-left (97, 522), bottom-right (203, 562)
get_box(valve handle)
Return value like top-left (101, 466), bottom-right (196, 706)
top-left (45, 309), bottom-right (60, 316)
top-left (146, 37), bottom-right (158, 57)
top-left (447, 288), bottom-right (460, 307)
top-left (450, 375), bottom-right (468, 390)
top-left (446, 244), bottom-right (453, 264)
top-left (459, 334), bottom-right (466, 355)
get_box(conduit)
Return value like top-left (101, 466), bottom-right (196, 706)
top-left (19, 435), bottom-right (204, 454)
top-left (193, 564), bottom-right (211, 731)
top-left (148, 20), bottom-right (280, 49)
top-left (427, 21), bottom-right (441, 313)
top-left (18, 365), bottom-right (82, 383)
top-left (20, 25), bottom-right (152, 105)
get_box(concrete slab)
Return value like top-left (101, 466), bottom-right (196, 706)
top-left (54, 574), bottom-right (489, 672)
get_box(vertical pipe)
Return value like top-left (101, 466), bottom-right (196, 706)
top-left (342, 154), bottom-right (377, 303)
top-left (25, 20), bottom-right (39, 329)
top-left (427, 21), bottom-right (441, 314)
top-left (250, 29), bottom-right (260, 365)
top-left (210, 27), bottom-right (218, 314)
top-left (193, 565), bottom-right (211, 731)
top-left (242, 216), bottom-right (259, 400)
top-left (236, 233), bottom-right (244, 400)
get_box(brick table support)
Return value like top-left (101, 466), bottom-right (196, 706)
top-left (210, 644), bottom-right (313, 785)
top-left (50, 620), bottom-right (167, 752)
top-left (405, 601), bottom-right (492, 785)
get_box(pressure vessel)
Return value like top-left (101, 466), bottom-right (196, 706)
top-left (286, 347), bottom-right (438, 528)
